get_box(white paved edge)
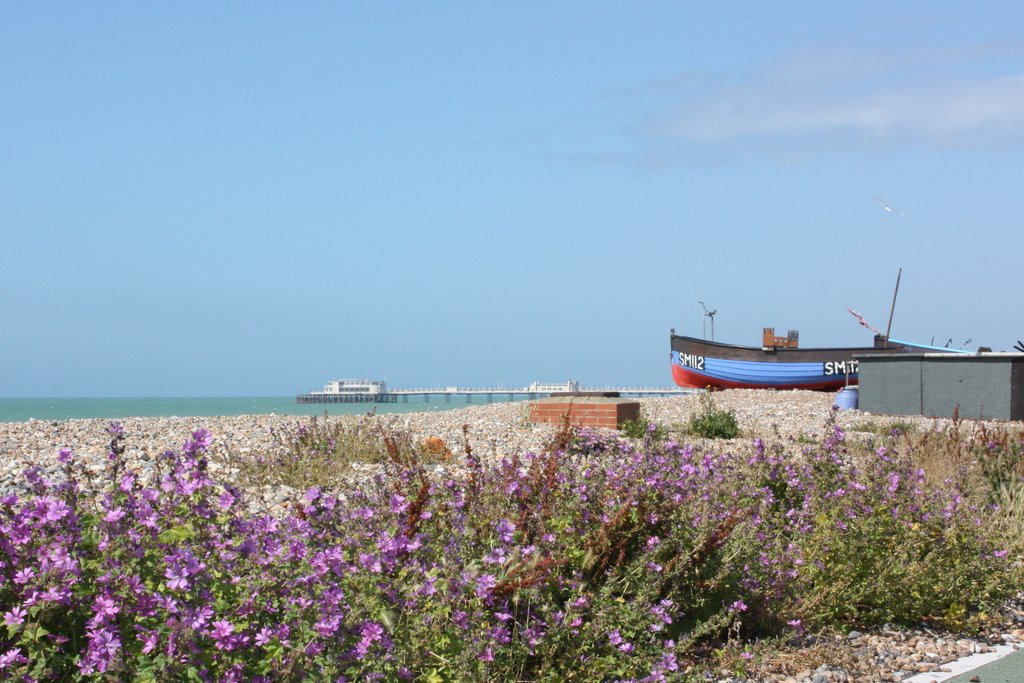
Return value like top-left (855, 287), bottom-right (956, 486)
top-left (902, 643), bottom-right (1019, 682)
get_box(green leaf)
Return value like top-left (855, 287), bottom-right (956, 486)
top-left (379, 608), bottom-right (396, 632)
top-left (158, 522), bottom-right (196, 543)
top-left (136, 667), bottom-right (160, 683)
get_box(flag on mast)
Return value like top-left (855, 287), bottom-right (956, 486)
top-left (847, 308), bottom-right (883, 336)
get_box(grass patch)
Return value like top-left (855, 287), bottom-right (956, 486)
top-left (231, 414), bottom-right (451, 491)
top-left (851, 419), bottom-right (917, 437)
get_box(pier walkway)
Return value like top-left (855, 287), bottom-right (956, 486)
top-left (297, 386), bottom-right (695, 404)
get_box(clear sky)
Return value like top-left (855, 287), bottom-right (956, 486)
top-left (3, 2), bottom-right (1023, 396)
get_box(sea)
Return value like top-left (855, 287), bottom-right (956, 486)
top-left (0, 396), bottom-right (531, 424)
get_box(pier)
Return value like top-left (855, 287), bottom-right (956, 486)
top-left (296, 380), bottom-right (694, 404)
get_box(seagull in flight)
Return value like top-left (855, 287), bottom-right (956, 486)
top-left (872, 197), bottom-right (906, 218)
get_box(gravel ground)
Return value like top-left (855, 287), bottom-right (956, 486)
top-left (0, 388), bottom-right (996, 482)
top-left (1, 389), bottom-right (1021, 681)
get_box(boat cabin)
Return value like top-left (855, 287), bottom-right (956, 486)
top-left (762, 327), bottom-right (799, 351)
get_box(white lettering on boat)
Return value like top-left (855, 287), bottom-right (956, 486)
top-left (678, 353), bottom-right (705, 370)
top-left (824, 360), bottom-right (858, 376)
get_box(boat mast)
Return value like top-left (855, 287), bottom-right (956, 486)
top-left (884, 267), bottom-right (902, 343)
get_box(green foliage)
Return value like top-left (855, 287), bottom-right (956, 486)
top-left (685, 392), bottom-right (740, 439)
top-left (973, 426), bottom-right (1024, 541)
top-left (619, 411), bottom-right (667, 441)
top-left (774, 424), bottom-right (1022, 633)
top-left (885, 418), bottom-right (1024, 544)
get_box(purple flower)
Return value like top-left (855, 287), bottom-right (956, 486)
top-left (609, 629), bottom-right (633, 652)
top-left (104, 506), bottom-right (126, 523)
top-left (58, 447), bottom-right (74, 464)
top-left (0, 647), bottom-right (28, 669)
top-left (3, 606), bottom-right (27, 627)
top-left (354, 621), bottom-right (386, 660)
top-left (183, 428), bottom-right (213, 455)
top-left (255, 627), bottom-right (274, 647)
top-left (93, 595), bottom-right (119, 619)
top-left (13, 568), bottom-right (35, 585)
top-left (993, 549), bottom-right (1010, 558)
top-left (315, 615), bottom-right (340, 637)
top-left (84, 628), bottom-right (121, 673)
top-left (475, 573), bottom-right (497, 600)
top-left (729, 600), bottom-right (748, 613)
top-left (650, 600), bottom-right (674, 631)
top-left (496, 519), bottom-right (516, 544)
top-left (139, 630), bottom-right (158, 654)
top-left (484, 547), bottom-right (507, 565)
top-left (218, 489), bottom-right (236, 510)
top-left (165, 566), bottom-right (189, 591)
top-left (210, 620), bottom-right (236, 650)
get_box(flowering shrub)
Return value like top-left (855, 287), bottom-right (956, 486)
top-left (0, 418), bottom-right (1019, 681)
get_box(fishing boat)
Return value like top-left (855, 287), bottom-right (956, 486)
top-left (671, 269), bottom-right (988, 391)
top-left (668, 327), bottom-right (928, 391)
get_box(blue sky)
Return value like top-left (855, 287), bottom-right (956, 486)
top-left (3, 2), bottom-right (1023, 396)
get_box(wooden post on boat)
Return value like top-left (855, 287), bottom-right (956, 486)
top-left (884, 267), bottom-right (902, 344)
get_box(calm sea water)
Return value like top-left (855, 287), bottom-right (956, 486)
top-left (0, 396), bottom-right (531, 423)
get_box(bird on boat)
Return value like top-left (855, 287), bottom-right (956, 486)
top-left (871, 197), bottom-right (906, 218)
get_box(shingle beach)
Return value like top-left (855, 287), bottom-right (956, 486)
top-left (0, 390), bottom-right (964, 480)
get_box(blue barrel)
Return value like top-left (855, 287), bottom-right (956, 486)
top-left (834, 387), bottom-right (859, 410)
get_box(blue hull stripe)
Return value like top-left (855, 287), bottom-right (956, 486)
top-left (704, 358), bottom-right (833, 385)
top-left (673, 352), bottom-right (857, 387)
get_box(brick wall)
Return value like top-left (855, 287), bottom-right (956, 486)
top-left (528, 397), bottom-right (640, 429)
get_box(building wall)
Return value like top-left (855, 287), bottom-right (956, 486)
top-left (857, 354), bottom-right (1024, 421)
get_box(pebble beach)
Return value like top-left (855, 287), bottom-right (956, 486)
top-left (1, 389), bottom-right (1021, 681)
top-left (0, 389), bottom-right (973, 480)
